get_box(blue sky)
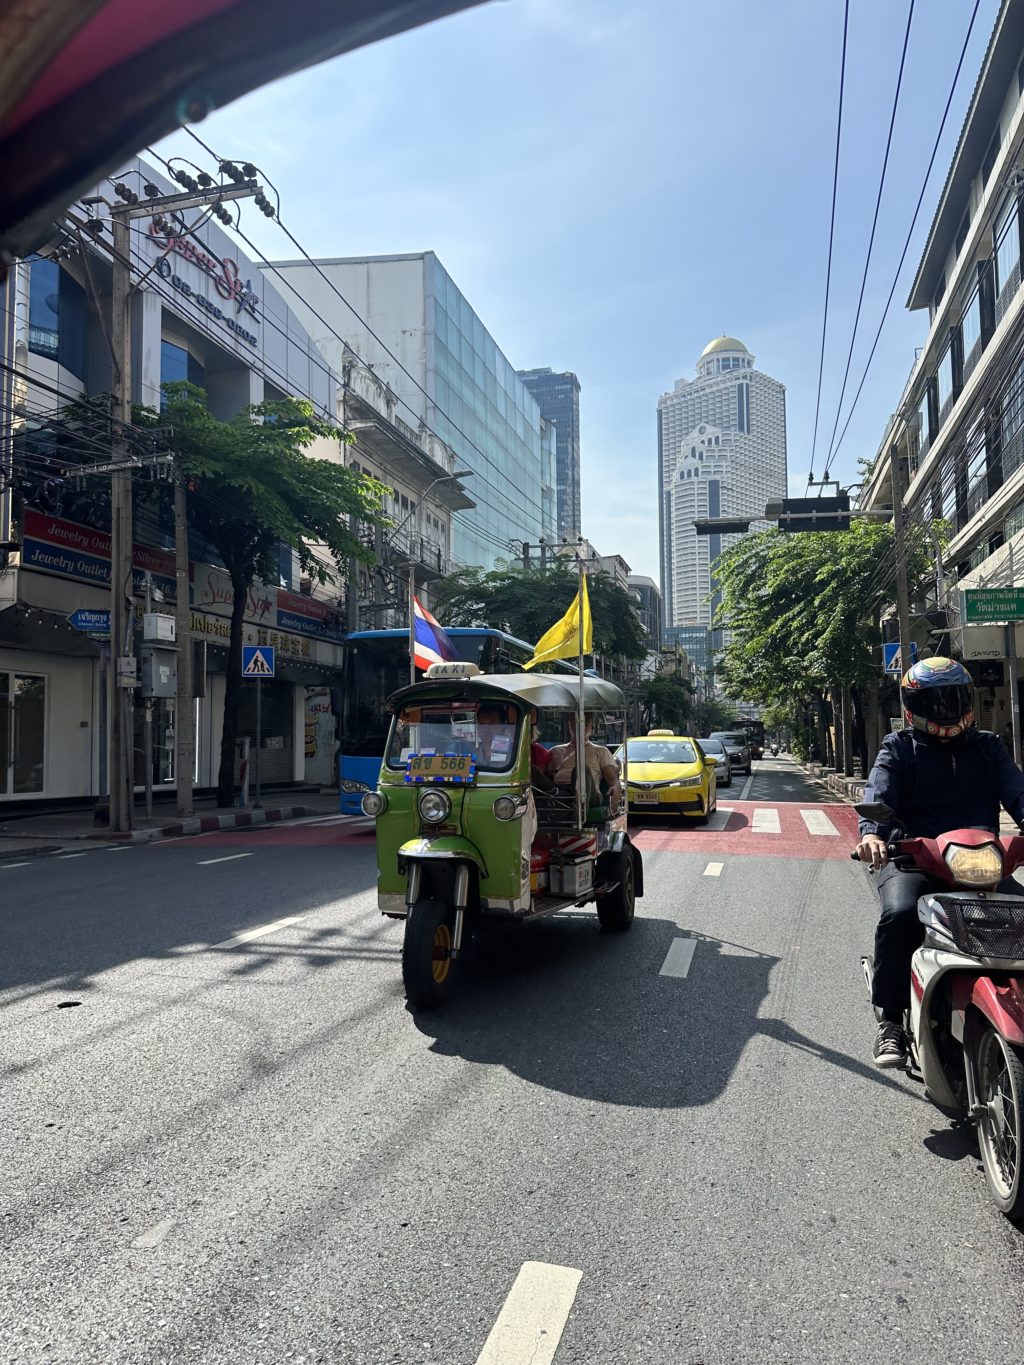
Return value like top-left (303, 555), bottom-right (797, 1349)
top-left (156, 0), bottom-right (1000, 580)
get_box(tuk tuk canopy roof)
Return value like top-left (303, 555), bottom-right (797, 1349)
top-left (387, 671), bottom-right (626, 714)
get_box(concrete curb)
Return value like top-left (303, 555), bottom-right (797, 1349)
top-left (85, 805), bottom-right (315, 844)
top-left (800, 764), bottom-right (865, 805)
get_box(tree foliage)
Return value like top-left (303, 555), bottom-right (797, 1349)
top-left (712, 521), bottom-right (935, 708)
top-left (640, 673), bottom-right (694, 731)
top-left (136, 383), bottom-right (388, 803)
top-left (433, 561), bottom-right (647, 660)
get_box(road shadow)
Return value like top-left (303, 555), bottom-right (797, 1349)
top-left (412, 915), bottom-right (905, 1109)
top-left (0, 841), bottom-right (379, 1007)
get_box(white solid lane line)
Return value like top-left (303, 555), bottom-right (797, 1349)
top-left (57, 853), bottom-right (86, 859)
top-left (752, 807), bottom-right (781, 834)
top-left (800, 808), bottom-right (840, 836)
top-left (660, 938), bottom-right (697, 978)
top-left (704, 862), bottom-right (724, 877)
top-left (132, 1217), bottom-right (176, 1250)
top-left (474, 1261), bottom-right (583, 1365)
top-left (197, 852), bottom-right (254, 866)
top-left (739, 774), bottom-right (754, 800)
top-left (210, 914), bottom-right (306, 950)
top-left (2, 862), bottom-right (31, 869)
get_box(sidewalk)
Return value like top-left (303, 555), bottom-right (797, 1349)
top-left (0, 788), bottom-right (342, 855)
top-left (801, 760), bottom-right (1019, 832)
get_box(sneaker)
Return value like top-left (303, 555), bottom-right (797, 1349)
top-left (873, 1020), bottom-right (908, 1069)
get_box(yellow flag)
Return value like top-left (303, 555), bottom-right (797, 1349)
top-left (524, 574), bottom-right (593, 670)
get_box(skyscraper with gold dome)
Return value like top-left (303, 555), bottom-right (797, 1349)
top-left (657, 336), bottom-right (787, 655)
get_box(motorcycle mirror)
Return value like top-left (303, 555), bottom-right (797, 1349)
top-left (855, 801), bottom-right (898, 821)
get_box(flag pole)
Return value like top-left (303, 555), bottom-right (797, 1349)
top-left (408, 565), bottom-right (416, 685)
top-left (576, 557), bottom-right (586, 830)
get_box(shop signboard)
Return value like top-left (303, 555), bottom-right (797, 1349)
top-left (21, 509), bottom-right (178, 598)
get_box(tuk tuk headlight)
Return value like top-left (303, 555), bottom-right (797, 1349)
top-left (418, 789), bottom-right (452, 824)
top-left (493, 795), bottom-right (521, 821)
top-left (944, 843), bottom-right (1003, 887)
top-left (361, 791), bottom-right (386, 817)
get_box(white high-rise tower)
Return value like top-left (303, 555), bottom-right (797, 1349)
top-left (657, 337), bottom-right (787, 630)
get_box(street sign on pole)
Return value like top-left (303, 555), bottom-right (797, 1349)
top-left (883, 642), bottom-right (918, 675)
top-left (242, 645), bottom-right (275, 677)
top-left (963, 587), bottom-right (1024, 623)
top-left (67, 607), bottom-right (111, 637)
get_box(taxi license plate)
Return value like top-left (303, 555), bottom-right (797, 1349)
top-left (632, 790), bottom-right (659, 804)
top-left (405, 752), bottom-right (476, 784)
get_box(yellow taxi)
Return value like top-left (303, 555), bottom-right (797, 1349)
top-left (617, 730), bottom-right (717, 823)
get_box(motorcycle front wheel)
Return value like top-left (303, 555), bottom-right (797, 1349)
top-left (975, 1028), bottom-right (1024, 1221)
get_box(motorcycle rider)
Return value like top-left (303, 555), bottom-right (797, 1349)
top-left (854, 656), bottom-right (1024, 1067)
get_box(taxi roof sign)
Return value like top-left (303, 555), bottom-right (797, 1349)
top-left (647, 728), bottom-right (676, 736)
top-left (424, 661), bottom-right (481, 679)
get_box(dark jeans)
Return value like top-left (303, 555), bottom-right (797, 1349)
top-left (872, 864), bottom-right (1019, 1017)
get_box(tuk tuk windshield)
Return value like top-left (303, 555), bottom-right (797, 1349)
top-left (386, 699), bottom-right (522, 774)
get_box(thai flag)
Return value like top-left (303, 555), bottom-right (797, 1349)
top-left (412, 596), bottom-right (458, 671)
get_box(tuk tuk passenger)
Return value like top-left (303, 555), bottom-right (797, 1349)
top-left (547, 714), bottom-right (622, 810)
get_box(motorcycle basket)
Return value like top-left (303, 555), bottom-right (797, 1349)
top-left (932, 893), bottom-right (1024, 960)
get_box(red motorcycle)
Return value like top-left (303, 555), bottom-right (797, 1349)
top-left (856, 802), bottom-right (1024, 1221)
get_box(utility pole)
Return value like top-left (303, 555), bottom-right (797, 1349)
top-left (109, 208), bottom-right (134, 832)
top-left (174, 466), bottom-right (193, 815)
top-left (95, 176), bottom-right (261, 830)
top-left (889, 441), bottom-right (914, 677)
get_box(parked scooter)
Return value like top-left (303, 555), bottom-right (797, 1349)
top-left (855, 800), bottom-right (1024, 1221)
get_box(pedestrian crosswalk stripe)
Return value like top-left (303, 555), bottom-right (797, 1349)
top-left (800, 808), bottom-right (839, 836)
top-left (705, 807), bottom-right (733, 831)
top-left (752, 807), bottom-right (781, 834)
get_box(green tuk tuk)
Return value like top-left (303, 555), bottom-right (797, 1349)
top-left (362, 661), bottom-right (643, 1008)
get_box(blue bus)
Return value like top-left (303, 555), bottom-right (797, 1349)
top-left (338, 627), bottom-right (543, 813)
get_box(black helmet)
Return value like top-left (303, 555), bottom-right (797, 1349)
top-left (900, 657), bottom-right (974, 739)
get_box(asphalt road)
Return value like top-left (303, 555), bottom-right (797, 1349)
top-left (3, 757), bottom-right (1024, 1364)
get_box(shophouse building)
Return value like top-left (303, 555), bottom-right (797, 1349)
top-left (0, 158), bottom-right (469, 806)
top-left (859, 0), bottom-right (1024, 744)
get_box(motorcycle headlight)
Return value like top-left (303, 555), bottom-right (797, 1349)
top-left (418, 789), bottom-right (452, 824)
top-left (944, 843), bottom-right (1004, 887)
top-left (361, 791), bottom-right (386, 817)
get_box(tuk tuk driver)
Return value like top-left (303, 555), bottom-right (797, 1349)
top-left (547, 714), bottom-right (622, 811)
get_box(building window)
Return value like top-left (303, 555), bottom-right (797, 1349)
top-left (28, 257), bottom-right (88, 381)
top-left (982, 127), bottom-right (1001, 186)
top-left (936, 343), bottom-right (955, 415)
top-left (160, 339), bottom-right (205, 396)
top-left (994, 192), bottom-right (1020, 302)
top-left (736, 382), bottom-right (750, 434)
top-left (961, 286), bottom-right (982, 366)
top-left (915, 388), bottom-right (931, 458)
top-left (1005, 498), bottom-right (1024, 541)
top-left (955, 213), bottom-right (970, 256)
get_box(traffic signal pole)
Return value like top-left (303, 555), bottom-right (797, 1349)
top-left (888, 442), bottom-right (914, 678)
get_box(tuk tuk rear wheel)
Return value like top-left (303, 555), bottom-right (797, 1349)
top-left (596, 847), bottom-right (635, 932)
top-left (402, 898), bottom-right (460, 1010)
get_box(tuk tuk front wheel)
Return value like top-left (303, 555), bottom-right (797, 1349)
top-left (596, 847), bottom-right (635, 932)
top-left (402, 898), bottom-right (460, 1010)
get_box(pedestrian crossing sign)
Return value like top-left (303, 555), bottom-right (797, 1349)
top-left (242, 645), bottom-right (275, 678)
top-left (882, 642), bottom-right (917, 675)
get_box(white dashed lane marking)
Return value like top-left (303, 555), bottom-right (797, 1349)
top-left (210, 915), bottom-right (306, 950)
top-left (1, 862), bottom-right (31, 869)
top-left (800, 808), bottom-right (840, 836)
top-left (132, 1217), bottom-right (177, 1250)
top-left (197, 853), bottom-right (254, 866)
top-left (660, 938), bottom-right (697, 978)
top-left (739, 774), bottom-right (754, 800)
top-left (474, 1261), bottom-right (583, 1365)
top-left (704, 862), bottom-right (724, 877)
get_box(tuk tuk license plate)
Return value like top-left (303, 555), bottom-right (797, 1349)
top-left (632, 790), bottom-right (659, 804)
top-left (405, 752), bottom-right (476, 784)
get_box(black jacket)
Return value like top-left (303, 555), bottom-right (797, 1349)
top-left (859, 727), bottom-right (1024, 840)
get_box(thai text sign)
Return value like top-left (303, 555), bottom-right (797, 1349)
top-left (963, 588), bottom-right (1024, 623)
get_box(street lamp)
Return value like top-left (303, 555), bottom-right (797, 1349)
top-left (397, 470), bottom-right (475, 683)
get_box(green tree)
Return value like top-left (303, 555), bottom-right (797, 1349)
top-left (712, 521), bottom-right (934, 768)
top-left (640, 673), bottom-right (694, 731)
top-left (433, 561), bottom-right (647, 661)
top-left (137, 383), bottom-right (387, 804)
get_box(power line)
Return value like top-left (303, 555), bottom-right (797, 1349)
top-left (822, 0), bottom-right (915, 479)
top-left (809, 0), bottom-right (850, 486)
top-left (825, 0), bottom-right (984, 473)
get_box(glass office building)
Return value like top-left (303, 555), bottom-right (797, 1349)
top-left (517, 367), bottom-right (582, 538)
top-left (268, 251), bottom-right (557, 569)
